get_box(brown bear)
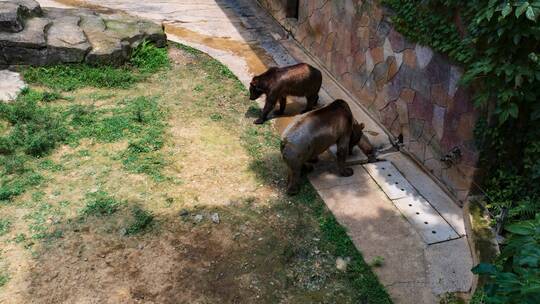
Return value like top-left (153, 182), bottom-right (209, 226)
top-left (249, 63), bottom-right (323, 124)
top-left (280, 99), bottom-right (365, 195)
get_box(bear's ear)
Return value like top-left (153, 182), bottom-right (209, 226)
top-left (250, 77), bottom-right (259, 87)
top-left (359, 122), bottom-right (365, 130)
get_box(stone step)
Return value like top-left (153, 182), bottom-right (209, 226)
top-left (0, 2), bottom-right (23, 33)
top-left (46, 14), bottom-right (91, 63)
top-left (0, 2), bottom-right (167, 67)
top-left (0, 0), bottom-right (42, 33)
top-left (0, 16), bottom-right (49, 65)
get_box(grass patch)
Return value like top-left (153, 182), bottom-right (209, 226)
top-left (131, 40), bottom-right (170, 74)
top-left (125, 205), bottom-right (154, 235)
top-left (0, 272), bottom-right (8, 288)
top-left (22, 42), bottom-right (169, 91)
top-left (118, 97), bottom-right (168, 180)
top-left (24, 202), bottom-right (64, 240)
top-left (171, 41), bottom-right (203, 55)
top-left (370, 256), bottom-right (385, 268)
top-left (81, 191), bottom-right (121, 217)
top-left (0, 218), bottom-right (11, 236)
top-left (0, 170), bottom-right (43, 203)
top-left (22, 65), bottom-right (138, 91)
top-left (0, 89), bottom-right (68, 157)
top-left (0, 92), bottom-right (169, 202)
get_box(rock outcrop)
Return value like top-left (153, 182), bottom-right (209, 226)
top-left (0, 0), bottom-right (166, 67)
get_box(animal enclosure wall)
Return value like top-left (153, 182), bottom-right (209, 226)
top-left (256, 0), bottom-right (479, 201)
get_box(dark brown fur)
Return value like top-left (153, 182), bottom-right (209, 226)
top-left (249, 63), bottom-right (322, 124)
top-left (280, 99), bottom-right (365, 195)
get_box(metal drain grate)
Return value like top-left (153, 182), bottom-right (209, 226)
top-left (363, 161), bottom-right (415, 199)
top-left (364, 161), bottom-right (459, 244)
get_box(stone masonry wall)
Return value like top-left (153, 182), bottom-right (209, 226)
top-left (256, 0), bottom-right (478, 201)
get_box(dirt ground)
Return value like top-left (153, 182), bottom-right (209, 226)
top-left (0, 45), bottom-right (388, 303)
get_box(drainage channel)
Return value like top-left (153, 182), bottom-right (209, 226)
top-left (363, 160), bottom-right (460, 245)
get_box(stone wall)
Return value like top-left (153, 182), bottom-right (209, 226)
top-left (256, 0), bottom-right (478, 201)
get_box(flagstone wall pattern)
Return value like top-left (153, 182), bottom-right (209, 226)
top-left (256, 0), bottom-right (478, 201)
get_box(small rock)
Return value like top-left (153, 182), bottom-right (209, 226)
top-left (336, 257), bottom-right (350, 271)
top-left (211, 213), bottom-right (220, 224)
top-left (137, 244), bottom-right (144, 250)
top-left (0, 69), bottom-right (26, 102)
top-left (194, 214), bottom-right (203, 222)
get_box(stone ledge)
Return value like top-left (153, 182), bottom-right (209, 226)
top-left (0, 1), bottom-right (166, 66)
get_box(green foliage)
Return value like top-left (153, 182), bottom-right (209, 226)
top-left (23, 64), bottom-right (138, 91)
top-left (23, 41), bottom-right (169, 91)
top-left (25, 201), bottom-right (64, 240)
top-left (0, 89), bottom-right (68, 157)
top-left (0, 272), bottom-right (8, 287)
top-left (125, 205), bottom-right (154, 235)
top-left (383, 0), bottom-right (474, 63)
top-left (81, 191), bottom-right (121, 217)
top-left (0, 90), bottom-right (168, 202)
top-left (119, 97), bottom-right (168, 180)
top-left (472, 214), bottom-right (540, 303)
top-left (0, 218), bottom-right (11, 236)
top-left (0, 169), bottom-right (43, 202)
top-left (130, 40), bottom-right (170, 74)
top-left (370, 256), bottom-right (385, 268)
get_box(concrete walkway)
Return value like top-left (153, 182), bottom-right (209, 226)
top-left (39, 1), bottom-right (475, 303)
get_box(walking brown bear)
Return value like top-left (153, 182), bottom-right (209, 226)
top-left (249, 63), bottom-right (322, 124)
top-left (280, 99), bottom-right (365, 195)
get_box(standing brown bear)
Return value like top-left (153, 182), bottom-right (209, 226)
top-left (280, 99), bottom-right (365, 195)
top-left (249, 63), bottom-right (322, 124)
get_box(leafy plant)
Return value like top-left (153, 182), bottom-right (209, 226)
top-left (125, 205), bottom-right (154, 235)
top-left (0, 218), bottom-right (11, 236)
top-left (130, 40), bottom-right (170, 74)
top-left (472, 214), bottom-right (540, 303)
top-left (81, 191), bottom-right (121, 217)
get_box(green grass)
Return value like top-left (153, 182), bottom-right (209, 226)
top-left (370, 256), bottom-right (385, 268)
top-left (125, 205), bottom-right (154, 235)
top-left (22, 41), bottom-right (169, 91)
top-left (0, 218), bottom-right (11, 236)
top-left (81, 191), bottom-right (121, 217)
top-left (171, 41), bottom-right (203, 55)
top-left (0, 272), bottom-right (8, 288)
top-left (131, 41), bottom-right (170, 74)
top-left (24, 202), bottom-right (64, 240)
top-left (0, 89), bottom-right (68, 157)
top-left (0, 91), bottom-right (169, 202)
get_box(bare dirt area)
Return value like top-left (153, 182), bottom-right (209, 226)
top-left (0, 44), bottom-right (390, 303)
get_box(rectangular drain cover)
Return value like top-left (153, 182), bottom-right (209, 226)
top-left (364, 161), bottom-right (459, 244)
top-left (393, 196), bottom-right (460, 243)
top-left (363, 161), bottom-right (416, 199)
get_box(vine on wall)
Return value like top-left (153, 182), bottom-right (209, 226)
top-left (383, 1), bottom-right (540, 302)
